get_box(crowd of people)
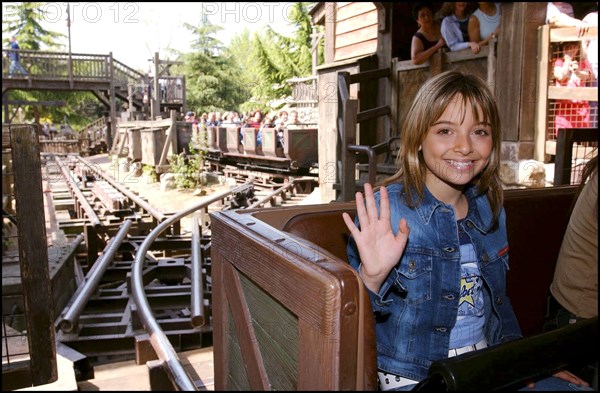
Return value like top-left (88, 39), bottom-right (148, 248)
top-left (410, 2), bottom-right (501, 65)
top-left (409, 2), bottom-right (597, 133)
top-left (183, 108), bottom-right (304, 150)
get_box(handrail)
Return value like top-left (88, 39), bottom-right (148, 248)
top-left (131, 182), bottom-right (253, 391)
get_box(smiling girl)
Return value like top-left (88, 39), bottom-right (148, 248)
top-left (343, 71), bottom-right (591, 391)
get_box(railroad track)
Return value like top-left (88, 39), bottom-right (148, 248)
top-left (34, 153), bottom-right (317, 372)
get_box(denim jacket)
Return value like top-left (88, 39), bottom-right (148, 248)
top-left (347, 182), bottom-right (522, 381)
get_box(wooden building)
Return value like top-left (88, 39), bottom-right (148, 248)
top-left (310, 2), bottom-right (598, 202)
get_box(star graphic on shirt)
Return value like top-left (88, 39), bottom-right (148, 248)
top-left (460, 278), bottom-right (476, 307)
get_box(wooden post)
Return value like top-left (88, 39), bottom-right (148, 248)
top-left (153, 53), bottom-right (161, 119)
top-left (430, 50), bottom-right (443, 76)
top-left (487, 37), bottom-right (496, 92)
top-left (341, 99), bottom-right (358, 202)
top-left (534, 25), bottom-right (550, 162)
top-left (108, 52), bottom-right (117, 149)
top-left (10, 125), bottom-right (57, 386)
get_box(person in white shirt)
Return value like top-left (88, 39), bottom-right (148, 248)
top-left (441, 2), bottom-right (481, 53)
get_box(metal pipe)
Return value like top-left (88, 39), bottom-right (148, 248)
top-left (131, 181), bottom-right (252, 391)
top-left (74, 155), bottom-right (166, 222)
top-left (247, 182), bottom-right (294, 209)
top-left (190, 211), bottom-right (205, 328)
top-left (55, 156), bottom-right (102, 228)
top-left (59, 219), bottom-right (132, 333)
top-left (348, 144), bottom-right (377, 185)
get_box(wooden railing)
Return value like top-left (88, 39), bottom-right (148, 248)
top-left (337, 67), bottom-right (391, 201)
top-left (2, 49), bottom-right (113, 80)
top-left (286, 76), bottom-right (318, 107)
top-left (1, 49), bottom-right (181, 106)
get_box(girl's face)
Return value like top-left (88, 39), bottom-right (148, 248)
top-left (455, 2), bottom-right (467, 13)
top-left (421, 97), bottom-right (493, 196)
top-left (564, 43), bottom-right (579, 57)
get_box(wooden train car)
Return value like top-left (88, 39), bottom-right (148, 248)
top-left (202, 125), bottom-right (319, 175)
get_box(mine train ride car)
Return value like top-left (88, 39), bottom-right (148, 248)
top-left (197, 125), bottom-right (319, 176)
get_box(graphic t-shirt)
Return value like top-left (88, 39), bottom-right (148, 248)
top-left (449, 220), bottom-right (486, 348)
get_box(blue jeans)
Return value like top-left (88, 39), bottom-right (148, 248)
top-left (9, 60), bottom-right (27, 75)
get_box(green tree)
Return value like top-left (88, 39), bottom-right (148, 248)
top-left (230, 2), bottom-right (323, 111)
top-left (176, 15), bottom-right (250, 114)
top-left (2, 2), bottom-right (65, 50)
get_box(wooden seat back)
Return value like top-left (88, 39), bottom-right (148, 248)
top-left (210, 203), bottom-right (377, 390)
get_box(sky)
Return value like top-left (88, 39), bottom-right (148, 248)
top-left (2, 2), bottom-right (298, 72)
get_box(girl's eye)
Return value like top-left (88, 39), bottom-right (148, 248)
top-left (437, 128), bottom-right (451, 135)
top-left (473, 128), bottom-right (491, 136)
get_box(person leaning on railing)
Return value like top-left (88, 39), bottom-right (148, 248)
top-left (546, 2), bottom-right (591, 37)
top-left (468, 2), bottom-right (500, 49)
top-left (440, 2), bottom-right (481, 54)
top-left (411, 2), bottom-right (447, 65)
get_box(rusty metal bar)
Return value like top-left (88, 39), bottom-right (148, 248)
top-left (54, 156), bottom-right (102, 228)
top-left (190, 212), bottom-right (205, 328)
top-left (131, 181), bottom-right (253, 391)
top-left (59, 219), bottom-right (133, 333)
top-left (74, 155), bottom-right (167, 222)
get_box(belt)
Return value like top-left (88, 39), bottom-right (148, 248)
top-left (377, 371), bottom-right (418, 390)
top-left (448, 338), bottom-right (488, 357)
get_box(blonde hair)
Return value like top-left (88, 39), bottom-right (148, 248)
top-left (384, 70), bottom-right (503, 225)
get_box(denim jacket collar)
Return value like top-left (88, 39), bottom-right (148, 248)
top-left (410, 183), bottom-right (494, 233)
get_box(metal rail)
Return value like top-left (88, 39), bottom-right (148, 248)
top-left (74, 155), bottom-right (167, 222)
top-left (54, 156), bottom-right (102, 228)
top-left (190, 212), bottom-right (205, 328)
top-left (58, 220), bottom-right (132, 333)
top-left (131, 182), bottom-right (252, 390)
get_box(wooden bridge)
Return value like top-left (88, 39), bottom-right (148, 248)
top-left (2, 49), bottom-right (186, 146)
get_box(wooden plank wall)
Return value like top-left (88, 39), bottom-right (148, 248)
top-left (334, 3), bottom-right (378, 62)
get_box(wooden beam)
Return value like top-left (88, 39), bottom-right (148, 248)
top-left (10, 125), bottom-right (58, 386)
top-left (2, 100), bottom-right (66, 106)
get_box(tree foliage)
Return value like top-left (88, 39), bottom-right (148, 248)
top-left (2, 2), bottom-right (65, 50)
top-left (229, 2), bottom-right (324, 112)
top-left (175, 15), bottom-right (251, 115)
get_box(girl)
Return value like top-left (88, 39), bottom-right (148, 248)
top-left (552, 41), bottom-right (592, 137)
top-left (343, 71), bottom-right (591, 391)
